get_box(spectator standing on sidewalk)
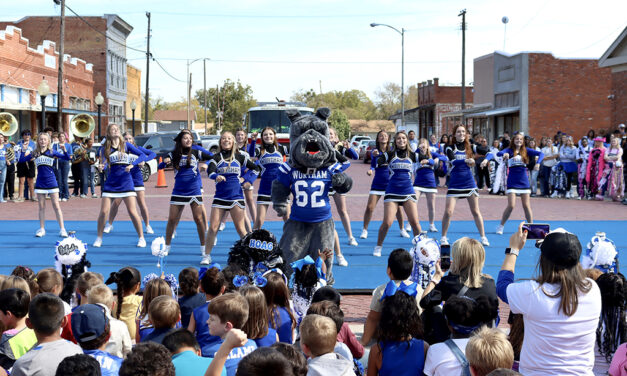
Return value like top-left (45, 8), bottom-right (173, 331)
top-left (539, 137), bottom-right (559, 197)
top-left (53, 133), bottom-right (72, 202)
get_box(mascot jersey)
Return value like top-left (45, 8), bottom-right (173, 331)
top-left (378, 149), bottom-right (416, 195)
top-left (24, 149), bottom-right (70, 189)
top-left (160, 145), bottom-right (213, 197)
top-left (370, 148), bottom-right (391, 192)
top-left (130, 146), bottom-right (156, 188)
top-left (275, 162), bottom-right (343, 223)
top-left (413, 151), bottom-right (446, 189)
top-left (101, 142), bottom-right (148, 193)
top-left (255, 144), bottom-right (288, 197)
top-left (208, 150), bottom-right (259, 201)
top-left (446, 143), bottom-right (487, 190)
top-left (497, 147), bottom-right (544, 189)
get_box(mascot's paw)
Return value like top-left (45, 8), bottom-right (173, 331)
top-left (332, 172), bottom-right (353, 194)
top-left (274, 204), bottom-right (288, 217)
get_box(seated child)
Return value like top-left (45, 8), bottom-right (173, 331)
top-left (205, 293), bottom-right (258, 376)
top-left (188, 266), bottom-right (225, 356)
top-left (307, 301), bottom-right (353, 361)
top-left (141, 295), bottom-right (180, 345)
top-left (87, 283), bottom-right (132, 358)
top-left (292, 251), bottom-right (331, 329)
top-left (361, 249), bottom-right (423, 345)
top-left (104, 267), bottom-right (142, 341)
top-left (62, 271), bottom-right (105, 343)
top-left (11, 293), bottom-right (82, 376)
top-left (119, 342), bottom-right (175, 376)
top-left (162, 329), bottom-right (226, 376)
top-left (271, 342), bottom-right (308, 376)
top-left (71, 304), bottom-right (123, 376)
top-left (236, 347), bottom-right (295, 376)
top-left (177, 267), bottom-right (206, 328)
top-left (0, 288), bottom-right (37, 369)
top-left (465, 327), bottom-right (514, 376)
top-left (262, 271), bottom-right (296, 344)
top-left (136, 278), bottom-right (172, 343)
top-left (300, 314), bottom-right (355, 376)
top-left (240, 285), bottom-right (278, 347)
top-left (55, 354), bottom-right (101, 376)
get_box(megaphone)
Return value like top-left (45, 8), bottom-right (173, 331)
top-left (70, 114), bottom-right (95, 138)
top-left (0, 112), bottom-right (18, 137)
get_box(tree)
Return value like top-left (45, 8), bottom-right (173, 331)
top-left (374, 82), bottom-right (401, 119)
top-left (328, 109), bottom-right (351, 140)
top-left (291, 89), bottom-right (378, 120)
top-left (194, 79), bottom-right (256, 133)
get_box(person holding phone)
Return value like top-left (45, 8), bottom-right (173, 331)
top-left (494, 132), bottom-right (544, 235)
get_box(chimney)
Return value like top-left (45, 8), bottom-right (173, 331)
top-left (433, 77), bottom-right (439, 86)
top-left (427, 80), bottom-right (433, 85)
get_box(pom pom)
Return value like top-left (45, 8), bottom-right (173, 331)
top-left (151, 237), bottom-right (168, 257)
top-left (54, 235), bottom-right (88, 274)
top-left (582, 232), bottom-right (618, 272)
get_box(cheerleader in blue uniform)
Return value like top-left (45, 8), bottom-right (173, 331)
top-left (94, 124), bottom-right (149, 248)
top-left (374, 132), bottom-right (423, 257)
top-left (158, 130), bottom-right (214, 256)
top-left (495, 132), bottom-right (544, 234)
top-left (25, 132), bottom-right (70, 237)
top-left (104, 132), bottom-right (157, 235)
top-left (204, 132), bottom-right (260, 264)
top-left (440, 125), bottom-right (489, 246)
top-left (360, 130), bottom-right (409, 240)
top-left (251, 127), bottom-right (289, 229)
top-left (414, 138), bottom-right (448, 233)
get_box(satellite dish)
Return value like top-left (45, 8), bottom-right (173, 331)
top-left (502, 16), bottom-right (509, 24)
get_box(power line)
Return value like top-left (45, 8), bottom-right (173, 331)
top-left (152, 58), bottom-right (185, 83)
top-left (126, 57), bottom-right (459, 64)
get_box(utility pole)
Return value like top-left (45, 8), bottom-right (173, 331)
top-left (319, 80), bottom-right (322, 95)
top-left (144, 12), bottom-right (151, 134)
top-left (203, 59), bottom-right (207, 134)
top-left (187, 72), bottom-right (192, 130)
top-left (459, 9), bottom-right (467, 113)
top-left (56, 0), bottom-right (65, 133)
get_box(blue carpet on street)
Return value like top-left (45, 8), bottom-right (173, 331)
top-left (1, 220), bottom-right (625, 291)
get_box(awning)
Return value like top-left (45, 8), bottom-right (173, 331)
top-left (483, 106), bottom-right (519, 117)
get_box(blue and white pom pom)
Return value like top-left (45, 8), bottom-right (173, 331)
top-left (409, 234), bottom-right (441, 288)
top-left (151, 236), bottom-right (169, 274)
top-left (54, 233), bottom-right (88, 275)
top-left (581, 232), bottom-right (618, 273)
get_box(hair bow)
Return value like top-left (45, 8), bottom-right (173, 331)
top-left (448, 321), bottom-right (481, 336)
top-left (291, 255), bottom-right (315, 271)
top-left (233, 275), bottom-right (249, 288)
top-left (199, 263), bottom-right (222, 281)
top-left (253, 272), bottom-right (267, 287)
top-left (254, 262), bottom-right (269, 274)
top-left (262, 268), bottom-right (288, 285)
top-left (379, 281), bottom-right (418, 301)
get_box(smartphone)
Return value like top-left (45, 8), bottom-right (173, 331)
top-left (440, 244), bottom-right (451, 271)
top-left (522, 223), bottom-right (550, 240)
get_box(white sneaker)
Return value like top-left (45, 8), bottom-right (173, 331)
top-left (405, 224), bottom-right (412, 232)
top-left (92, 194), bottom-right (98, 198)
top-left (35, 228), bottom-right (46, 237)
top-left (200, 254), bottom-right (212, 265)
top-left (219, 222), bottom-right (226, 231)
top-left (146, 225), bottom-right (154, 234)
top-left (495, 224), bottom-right (504, 235)
top-left (360, 228), bottom-right (368, 239)
top-left (80, 194), bottom-right (87, 198)
top-left (137, 238), bottom-right (146, 248)
top-left (429, 223), bottom-right (439, 232)
top-left (348, 237), bottom-right (358, 246)
top-left (335, 254), bottom-right (349, 267)
top-left (481, 236), bottom-right (490, 246)
top-left (373, 246), bottom-right (382, 257)
top-left (103, 223), bottom-right (113, 234)
top-left (550, 191), bottom-right (559, 198)
top-left (59, 229), bottom-right (68, 238)
top-left (400, 229), bottom-right (411, 238)
top-left (440, 236), bottom-right (449, 245)
top-left (93, 237), bottom-right (102, 247)
top-left (61, 198), bottom-right (68, 202)
top-left (565, 191), bottom-right (571, 199)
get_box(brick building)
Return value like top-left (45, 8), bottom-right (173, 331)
top-left (599, 26), bottom-right (627, 128)
top-left (126, 64), bottom-right (142, 135)
top-left (416, 78), bottom-right (473, 138)
top-left (446, 51), bottom-right (612, 142)
top-left (0, 26), bottom-right (94, 139)
top-left (0, 14), bottom-right (133, 137)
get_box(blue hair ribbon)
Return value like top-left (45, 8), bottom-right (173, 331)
top-left (291, 255), bottom-right (315, 271)
top-left (379, 280), bottom-right (418, 302)
top-left (233, 275), bottom-right (249, 288)
top-left (253, 272), bottom-right (267, 287)
top-left (254, 262), bottom-right (269, 274)
top-left (198, 263), bottom-right (222, 281)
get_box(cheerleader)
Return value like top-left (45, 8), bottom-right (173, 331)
top-left (360, 130), bottom-right (409, 240)
top-left (373, 131), bottom-right (423, 257)
top-left (104, 132), bottom-right (156, 235)
top-left (414, 138), bottom-right (448, 232)
top-left (93, 124), bottom-right (149, 248)
top-left (25, 132), bottom-right (70, 237)
top-left (494, 132), bottom-right (544, 234)
top-left (251, 127), bottom-right (289, 229)
top-left (440, 125), bottom-right (489, 246)
top-left (204, 131), bottom-right (260, 264)
top-left (159, 130), bottom-right (213, 255)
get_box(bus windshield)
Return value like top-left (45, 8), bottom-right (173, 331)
top-left (248, 109), bottom-right (314, 134)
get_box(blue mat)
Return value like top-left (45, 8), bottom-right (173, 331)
top-left (1, 220), bottom-right (625, 291)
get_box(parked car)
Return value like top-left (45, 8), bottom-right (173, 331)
top-left (357, 139), bottom-right (371, 159)
top-left (362, 140), bottom-right (377, 163)
top-left (350, 135), bottom-right (371, 148)
top-left (134, 131), bottom-right (204, 160)
top-left (201, 135), bottom-right (220, 153)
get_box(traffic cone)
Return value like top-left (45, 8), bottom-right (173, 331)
top-left (156, 157), bottom-right (168, 188)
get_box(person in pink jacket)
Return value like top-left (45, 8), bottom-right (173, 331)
top-left (586, 137), bottom-right (606, 200)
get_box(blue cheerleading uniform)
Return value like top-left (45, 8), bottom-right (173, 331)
top-left (101, 142), bottom-right (149, 198)
top-left (378, 338), bottom-right (426, 376)
top-left (497, 148), bottom-right (544, 194)
top-left (160, 145), bottom-right (213, 205)
top-left (254, 144), bottom-right (288, 205)
top-left (446, 142), bottom-right (487, 197)
top-left (413, 151), bottom-right (447, 193)
top-left (379, 149), bottom-right (417, 202)
top-left (25, 149), bottom-right (71, 193)
top-left (208, 150), bottom-right (260, 209)
top-left (129, 146), bottom-right (156, 191)
top-left (369, 148), bottom-right (391, 195)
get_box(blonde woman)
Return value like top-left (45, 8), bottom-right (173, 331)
top-left (203, 132), bottom-right (260, 264)
top-left (22, 132), bottom-right (71, 237)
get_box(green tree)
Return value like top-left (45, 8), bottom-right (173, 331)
top-left (328, 110), bottom-right (351, 140)
top-left (194, 79), bottom-right (256, 133)
top-left (291, 89), bottom-right (378, 120)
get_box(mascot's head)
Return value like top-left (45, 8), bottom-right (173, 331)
top-left (286, 108), bottom-right (336, 170)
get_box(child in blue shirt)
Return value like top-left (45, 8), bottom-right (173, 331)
top-left (162, 329), bottom-right (226, 376)
top-left (188, 265), bottom-right (225, 356)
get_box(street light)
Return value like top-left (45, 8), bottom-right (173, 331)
top-left (38, 77), bottom-right (50, 132)
top-left (95, 92), bottom-right (104, 141)
top-left (371, 22), bottom-right (405, 130)
top-left (186, 58), bottom-right (210, 130)
top-left (130, 99), bottom-right (137, 136)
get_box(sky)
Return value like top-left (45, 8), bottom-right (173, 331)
top-left (3, 0), bottom-right (626, 105)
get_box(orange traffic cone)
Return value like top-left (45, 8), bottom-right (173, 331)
top-left (156, 157), bottom-right (168, 188)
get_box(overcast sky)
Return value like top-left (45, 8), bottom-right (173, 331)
top-left (4, 0), bottom-right (626, 105)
